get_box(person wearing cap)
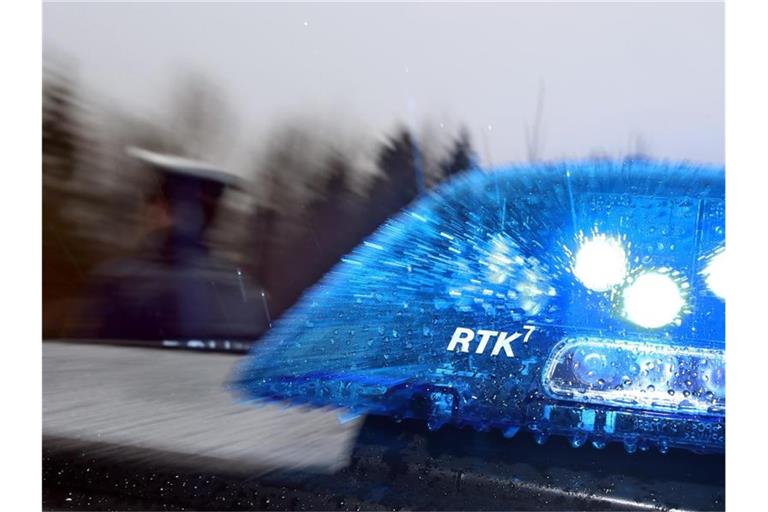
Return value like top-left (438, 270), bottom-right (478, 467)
top-left (81, 148), bottom-right (268, 342)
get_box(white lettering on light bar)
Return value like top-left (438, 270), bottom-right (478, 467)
top-left (447, 326), bottom-right (536, 358)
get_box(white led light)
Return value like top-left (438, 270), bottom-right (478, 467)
top-left (622, 271), bottom-right (685, 329)
top-left (573, 234), bottom-right (627, 292)
top-left (703, 249), bottom-right (726, 300)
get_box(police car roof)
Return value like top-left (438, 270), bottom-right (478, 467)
top-left (126, 146), bottom-right (246, 190)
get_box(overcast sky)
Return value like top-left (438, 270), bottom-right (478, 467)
top-left (43, 2), bottom-right (724, 170)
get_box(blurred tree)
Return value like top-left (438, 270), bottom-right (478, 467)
top-left (43, 66), bottom-right (89, 337)
top-left (43, 69), bottom-right (79, 181)
top-left (278, 154), bottom-right (356, 311)
top-left (441, 127), bottom-right (477, 179)
top-left (307, 152), bottom-right (354, 257)
top-left (245, 124), bottom-right (329, 313)
top-left (246, 124), bottom-right (430, 317)
top-left (416, 120), bottom-right (452, 189)
top-left (351, 127), bottom-right (424, 237)
top-left (377, 127), bottom-right (420, 202)
top-left (362, 127), bottom-right (420, 232)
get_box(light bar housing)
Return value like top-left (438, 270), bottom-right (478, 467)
top-left (231, 159), bottom-right (725, 454)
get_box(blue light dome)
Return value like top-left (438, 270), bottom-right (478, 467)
top-left (232, 159), bottom-right (725, 454)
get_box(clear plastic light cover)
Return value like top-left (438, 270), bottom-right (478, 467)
top-left (231, 160), bottom-right (725, 454)
top-left (544, 338), bottom-right (724, 415)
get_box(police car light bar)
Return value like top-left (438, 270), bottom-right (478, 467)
top-left (231, 159), bottom-right (725, 454)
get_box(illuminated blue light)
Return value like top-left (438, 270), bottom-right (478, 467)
top-left (621, 270), bottom-right (686, 329)
top-left (573, 233), bottom-right (628, 292)
top-left (703, 248), bottom-right (726, 300)
top-left (544, 338), bottom-right (724, 415)
top-left (580, 409), bottom-right (596, 432)
top-left (231, 160), bottom-right (725, 454)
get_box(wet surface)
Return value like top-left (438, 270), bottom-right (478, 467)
top-left (43, 342), bottom-right (724, 511)
top-left (44, 415), bottom-right (724, 511)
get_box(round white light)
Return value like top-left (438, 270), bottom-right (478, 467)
top-left (703, 249), bottom-right (726, 300)
top-left (573, 235), bottom-right (628, 292)
top-left (622, 271), bottom-right (685, 329)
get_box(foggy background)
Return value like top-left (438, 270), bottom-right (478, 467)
top-left (44, 2), bottom-right (724, 169)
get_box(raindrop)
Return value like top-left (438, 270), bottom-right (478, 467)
top-left (570, 433), bottom-right (588, 448)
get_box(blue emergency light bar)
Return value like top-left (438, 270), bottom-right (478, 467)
top-left (231, 159), bottom-right (725, 454)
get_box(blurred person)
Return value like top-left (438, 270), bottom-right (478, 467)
top-left (81, 148), bottom-right (268, 342)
